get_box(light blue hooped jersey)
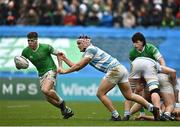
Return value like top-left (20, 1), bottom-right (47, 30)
top-left (83, 45), bottom-right (120, 73)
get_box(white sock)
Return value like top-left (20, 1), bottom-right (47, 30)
top-left (124, 110), bottom-right (130, 116)
top-left (164, 112), bottom-right (170, 116)
top-left (112, 110), bottom-right (119, 118)
top-left (147, 103), bottom-right (154, 112)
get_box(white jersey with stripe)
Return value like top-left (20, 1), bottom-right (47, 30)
top-left (83, 45), bottom-right (120, 73)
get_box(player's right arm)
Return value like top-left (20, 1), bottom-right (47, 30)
top-left (149, 44), bottom-right (166, 66)
top-left (47, 44), bottom-right (74, 67)
top-left (57, 52), bottom-right (75, 67)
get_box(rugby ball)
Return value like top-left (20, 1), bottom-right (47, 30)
top-left (14, 56), bottom-right (29, 69)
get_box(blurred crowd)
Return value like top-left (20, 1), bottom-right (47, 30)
top-left (0, 0), bottom-right (180, 28)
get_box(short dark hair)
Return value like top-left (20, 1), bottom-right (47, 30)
top-left (27, 32), bottom-right (38, 39)
top-left (132, 32), bottom-right (146, 46)
top-left (78, 35), bottom-right (91, 39)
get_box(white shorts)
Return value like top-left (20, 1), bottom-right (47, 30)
top-left (39, 70), bottom-right (56, 87)
top-left (104, 64), bottom-right (129, 85)
top-left (158, 73), bottom-right (174, 94)
top-left (129, 58), bottom-right (159, 80)
top-left (129, 57), bottom-right (160, 91)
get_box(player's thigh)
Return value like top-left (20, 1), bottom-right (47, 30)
top-left (118, 82), bottom-right (133, 99)
top-left (97, 78), bottom-right (115, 95)
top-left (160, 92), bottom-right (175, 106)
top-left (40, 71), bottom-right (56, 91)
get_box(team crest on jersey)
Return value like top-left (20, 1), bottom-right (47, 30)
top-left (30, 56), bottom-right (33, 59)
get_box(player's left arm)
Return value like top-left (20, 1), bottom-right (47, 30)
top-left (57, 57), bottom-right (91, 74)
top-left (48, 44), bottom-right (63, 67)
top-left (160, 66), bottom-right (177, 86)
top-left (51, 50), bottom-right (63, 67)
top-left (158, 57), bottom-right (166, 66)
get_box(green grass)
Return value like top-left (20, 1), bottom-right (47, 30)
top-left (0, 100), bottom-right (179, 126)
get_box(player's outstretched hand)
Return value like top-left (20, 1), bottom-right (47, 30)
top-left (57, 52), bottom-right (66, 60)
top-left (57, 67), bottom-right (66, 74)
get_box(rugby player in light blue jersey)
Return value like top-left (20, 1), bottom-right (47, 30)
top-left (57, 35), bottom-right (161, 121)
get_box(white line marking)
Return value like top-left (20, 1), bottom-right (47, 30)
top-left (7, 105), bottom-right (30, 108)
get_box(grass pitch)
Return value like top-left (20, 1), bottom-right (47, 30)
top-left (0, 100), bottom-right (179, 126)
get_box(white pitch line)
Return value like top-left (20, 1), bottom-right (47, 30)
top-left (7, 105), bottom-right (30, 108)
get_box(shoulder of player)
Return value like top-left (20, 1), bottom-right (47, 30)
top-left (22, 46), bottom-right (29, 52)
top-left (39, 43), bottom-right (54, 49)
top-left (86, 44), bottom-right (96, 51)
top-left (39, 43), bottom-right (49, 47)
top-left (85, 45), bottom-right (98, 55)
top-left (129, 47), bottom-right (136, 54)
top-left (145, 43), bottom-right (156, 48)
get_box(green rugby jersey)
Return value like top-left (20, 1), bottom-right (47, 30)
top-left (129, 43), bottom-right (162, 62)
top-left (22, 43), bottom-right (57, 77)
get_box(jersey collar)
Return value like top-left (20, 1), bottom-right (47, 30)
top-left (137, 46), bottom-right (145, 53)
top-left (32, 43), bottom-right (39, 52)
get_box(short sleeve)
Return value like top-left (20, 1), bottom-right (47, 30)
top-left (48, 44), bottom-right (55, 54)
top-left (150, 45), bottom-right (162, 60)
top-left (83, 46), bottom-right (97, 59)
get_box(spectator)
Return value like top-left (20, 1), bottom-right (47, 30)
top-left (176, 7), bottom-right (180, 26)
top-left (136, 5), bottom-right (151, 27)
top-left (122, 10), bottom-right (136, 28)
top-left (63, 11), bottom-right (77, 26)
top-left (53, 2), bottom-right (66, 25)
top-left (77, 3), bottom-right (88, 26)
top-left (5, 0), bottom-right (18, 25)
top-left (161, 7), bottom-right (175, 28)
top-left (150, 4), bottom-right (163, 27)
top-left (86, 3), bottom-right (102, 26)
top-left (25, 8), bottom-right (39, 25)
top-left (0, 0), bottom-right (180, 27)
top-left (39, 0), bottom-right (56, 25)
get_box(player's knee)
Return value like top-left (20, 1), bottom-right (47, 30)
top-left (96, 92), bottom-right (101, 99)
top-left (41, 87), bottom-right (50, 95)
top-left (96, 91), bottom-right (105, 99)
top-left (124, 93), bottom-right (133, 100)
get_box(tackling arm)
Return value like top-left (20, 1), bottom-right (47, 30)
top-left (57, 52), bottom-right (75, 67)
top-left (158, 57), bottom-right (166, 66)
top-left (57, 57), bottom-right (91, 74)
top-left (52, 50), bottom-right (63, 67)
top-left (161, 66), bottom-right (177, 86)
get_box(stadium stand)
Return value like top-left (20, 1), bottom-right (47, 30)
top-left (0, 0), bottom-right (180, 27)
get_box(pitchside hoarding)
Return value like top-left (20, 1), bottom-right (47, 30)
top-left (0, 75), bottom-right (124, 101)
top-left (1, 76), bottom-right (180, 101)
top-left (56, 74), bottom-right (124, 101)
top-left (0, 77), bottom-right (43, 100)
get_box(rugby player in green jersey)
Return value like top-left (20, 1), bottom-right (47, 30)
top-left (124, 32), bottom-right (166, 120)
top-left (129, 32), bottom-right (166, 65)
top-left (17, 32), bottom-right (74, 119)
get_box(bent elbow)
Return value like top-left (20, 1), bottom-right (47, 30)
top-left (171, 69), bottom-right (176, 75)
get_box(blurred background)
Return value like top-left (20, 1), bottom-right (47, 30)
top-left (0, 0), bottom-right (180, 101)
